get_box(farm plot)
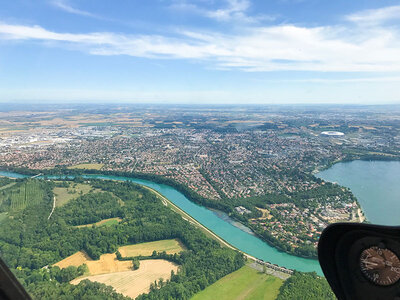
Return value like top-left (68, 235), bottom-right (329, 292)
top-left (118, 239), bottom-right (185, 257)
top-left (53, 251), bottom-right (93, 269)
top-left (0, 180), bottom-right (44, 210)
top-left (54, 252), bottom-right (132, 275)
top-left (68, 163), bottom-right (104, 170)
top-left (71, 259), bottom-right (179, 299)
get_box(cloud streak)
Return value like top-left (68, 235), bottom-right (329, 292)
top-left (1, 4), bottom-right (400, 73)
top-left (50, 0), bottom-right (99, 18)
top-left (346, 5), bottom-right (400, 25)
top-left (170, 0), bottom-right (275, 23)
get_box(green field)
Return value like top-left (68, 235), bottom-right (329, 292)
top-left (53, 183), bottom-right (96, 207)
top-left (0, 180), bottom-right (44, 210)
top-left (75, 217), bottom-right (122, 228)
top-left (68, 163), bottom-right (104, 170)
top-left (118, 239), bottom-right (186, 257)
top-left (191, 265), bottom-right (283, 300)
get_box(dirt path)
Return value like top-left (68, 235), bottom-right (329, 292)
top-left (48, 196), bottom-right (56, 220)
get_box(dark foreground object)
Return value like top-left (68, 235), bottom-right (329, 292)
top-left (0, 257), bottom-right (31, 300)
top-left (319, 223), bottom-right (400, 300)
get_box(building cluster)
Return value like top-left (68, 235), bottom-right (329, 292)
top-left (0, 106), bottom-right (398, 253)
top-left (250, 199), bottom-right (363, 251)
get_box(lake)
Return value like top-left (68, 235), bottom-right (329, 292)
top-left (317, 160), bottom-right (400, 226)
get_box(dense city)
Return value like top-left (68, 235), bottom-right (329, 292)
top-left (1, 104), bottom-right (399, 257)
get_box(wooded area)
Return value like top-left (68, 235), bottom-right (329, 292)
top-left (0, 178), bottom-right (245, 299)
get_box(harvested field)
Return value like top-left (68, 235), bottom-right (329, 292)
top-left (118, 239), bottom-right (185, 257)
top-left (75, 217), bottom-right (122, 228)
top-left (71, 259), bottom-right (178, 299)
top-left (54, 251), bottom-right (132, 275)
top-left (68, 163), bottom-right (104, 170)
top-left (54, 251), bottom-right (93, 269)
top-left (85, 253), bottom-right (133, 275)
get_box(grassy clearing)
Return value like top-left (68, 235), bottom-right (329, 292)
top-left (75, 217), bottom-right (122, 228)
top-left (68, 163), bottom-right (104, 170)
top-left (118, 239), bottom-right (185, 257)
top-left (191, 265), bottom-right (283, 300)
top-left (53, 183), bottom-right (96, 207)
top-left (71, 259), bottom-right (178, 299)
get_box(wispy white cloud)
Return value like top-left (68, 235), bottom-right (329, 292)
top-left (346, 5), bottom-right (400, 25)
top-left (50, 0), bottom-right (97, 18)
top-left (170, 0), bottom-right (275, 23)
top-left (1, 4), bottom-right (400, 73)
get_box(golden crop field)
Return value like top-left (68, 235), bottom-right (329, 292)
top-left (118, 239), bottom-right (186, 257)
top-left (68, 163), bottom-right (104, 170)
top-left (54, 251), bottom-right (132, 275)
top-left (71, 259), bottom-right (179, 299)
top-left (53, 251), bottom-right (93, 269)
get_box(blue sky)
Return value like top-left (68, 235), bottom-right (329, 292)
top-left (0, 0), bottom-right (400, 104)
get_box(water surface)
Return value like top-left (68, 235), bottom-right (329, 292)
top-left (317, 160), bottom-right (400, 225)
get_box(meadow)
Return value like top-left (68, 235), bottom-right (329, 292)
top-left (191, 265), bottom-right (283, 300)
top-left (53, 182), bottom-right (95, 207)
top-left (75, 217), bottom-right (122, 228)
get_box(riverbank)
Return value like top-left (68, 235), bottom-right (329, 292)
top-left (137, 186), bottom-right (295, 279)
